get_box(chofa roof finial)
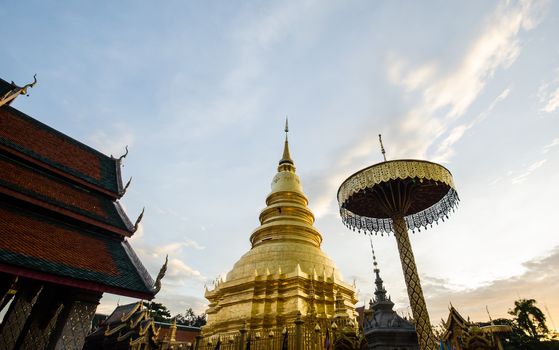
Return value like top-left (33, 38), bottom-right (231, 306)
top-left (133, 207), bottom-right (145, 233)
top-left (20, 74), bottom-right (37, 97)
top-left (121, 177), bottom-right (132, 196)
top-left (153, 255), bottom-right (168, 294)
top-left (0, 74), bottom-right (37, 107)
top-left (111, 145), bottom-right (129, 161)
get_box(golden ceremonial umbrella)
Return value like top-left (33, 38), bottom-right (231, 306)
top-left (337, 135), bottom-right (459, 350)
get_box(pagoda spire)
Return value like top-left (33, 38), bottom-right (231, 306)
top-left (279, 117), bottom-right (294, 171)
top-left (370, 238), bottom-right (387, 303)
top-left (248, 119), bottom-right (321, 248)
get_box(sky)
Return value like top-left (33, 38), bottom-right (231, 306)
top-left (2, 0), bottom-right (559, 330)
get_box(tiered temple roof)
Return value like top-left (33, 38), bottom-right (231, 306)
top-left (84, 302), bottom-right (160, 349)
top-left (85, 302), bottom-right (201, 349)
top-left (0, 76), bottom-right (154, 299)
top-left (439, 306), bottom-right (512, 350)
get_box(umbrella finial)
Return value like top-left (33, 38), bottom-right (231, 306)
top-left (378, 134), bottom-right (387, 161)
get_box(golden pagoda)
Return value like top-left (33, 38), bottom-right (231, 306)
top-left (203, 122), bottom-right (357, 337)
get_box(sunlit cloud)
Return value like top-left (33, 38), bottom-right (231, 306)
top-left (541, 88), bottom-right (559, 113)
top-left (167, 258), bottom-right (203, 281)
top-left (128, 222), bottom-right (144, 243)
top-left (98, 293), bottom-right (208, 316)
top-left (431, 87), bottom-right (511, 163)
top-left (539, 68), bottom-right (559, 113)
top-left (510, 159), bottom-right (547, 184)
top-left (396, 0), bottom-right (538, 156)
top-left (425, 246), bottom-right (559, 327)
top-left (386, 56), bottom-right (437, 92)
top-left (312, 0), bottom-right (541, 217)
top-left (543, 137), bottom-right (559, 153)
top-left (155, 293), bottom-right (208, 316)
top-left (154, 239), bottom-right (206, 257)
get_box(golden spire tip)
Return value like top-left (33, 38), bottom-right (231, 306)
top-left (279, 117), bottom-right (294, 167)
top-left (284, 116), bottom-right (289, 141)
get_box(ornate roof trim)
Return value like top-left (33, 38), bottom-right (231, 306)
top-left (0, 185), bottom-right (131, 236)
top-left (121, 301), bottom-right (143, 322)
top-left (105, 323), bottom-right (127, 336)
top-left (122, 240), bottom-right (156, 292)
top-left (114, 201), bottom-right (135, 233)
top-left (0, 75), bottom-right (36, 107)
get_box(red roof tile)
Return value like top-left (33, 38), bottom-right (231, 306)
top-left (0, 108), bottom-right (101, 178)
top-left (0, 106), bottom-right (122, 195)
top-left (0, 205), bottom-right (118, 275)
top-left (0, 203), bottom-right (154, 297)
top-left (0, 154), bottom-right (131, 233)
top-left (0, 156), bottom-right (106, 217)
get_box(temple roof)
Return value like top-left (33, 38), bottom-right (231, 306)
top-left (364, 244), bottom-right (415, 334)
top-left (0, 202), bottom-right (154, 299)
top-left (0, 153), bottom-right (132, 235)
top-left (0, 78), bottom-right (15, 99)
top-left (0, 75), bottom-right (155, 300)
top-left (106, 302), bottom-right (143, 324)
top-left (84, 302), bottom-right (160, 349)
top-left (0, 105), bottom-right (124, 197)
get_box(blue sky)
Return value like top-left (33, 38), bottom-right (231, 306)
top-left (3, 0), bottom-right (559, 328)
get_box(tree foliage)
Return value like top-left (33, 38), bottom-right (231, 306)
top-left (143, 301), bottom-right (172, 322)
top-left (175, 307), bottom-right (207, 327)
top-left (509, 298), bottom-right (549, 340)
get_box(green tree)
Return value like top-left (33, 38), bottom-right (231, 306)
top-left (509, 299), bottom-right (549, 340)
top-left (143, 301), bottom-right (172, 322)
top-left (175, 308), bottom-right (207, 327)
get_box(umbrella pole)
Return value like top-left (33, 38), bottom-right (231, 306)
top-left (393, 216), bottom-right (436, 350)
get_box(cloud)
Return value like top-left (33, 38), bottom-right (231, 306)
top-left (158, 0), bottom-right (333, 140)
top-left (184, 239), bottom-right (205, 250)
top-left (543, 138), bottom-right (559, 153)
top-left (154, 293), bottom-right (208, 316)
top-left (154, 239), bottom-right (205, 257)
top-left (386, 56), bottom-right (437, 92)
top-left (510, 159), bottom-right (547, 184)
top-left (310, 0), bottom-right (538, 218)
top-left (167, 258), bottom-right (203, 281)
top-left (424, 246), bottom-right (559, 328)
top-left (97, 292), bottom-right (208, 316)
top-left (396, 0), bottom-right (538, 155)
top-left (541, 87), bottom-right (559, 113)
top-left (539, 68), bottom-right (559, 113)
top-left (128, 222), bottom-right (144, 242)
top-left (125, 238), bottom-right (206, 290)
top-left (87, 123), bottom-right (135, 157)
top-left (431, 87), bottom-right (511, 163)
